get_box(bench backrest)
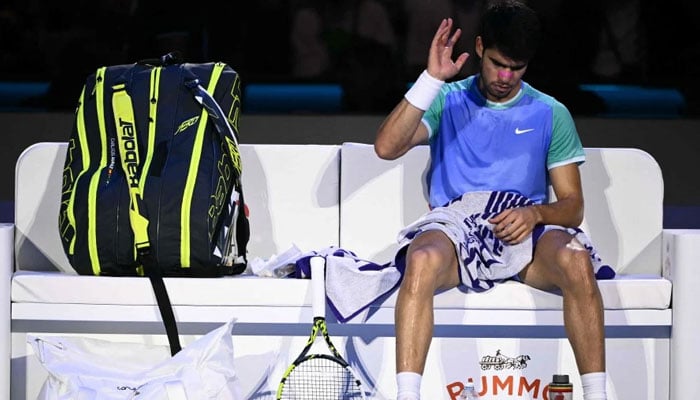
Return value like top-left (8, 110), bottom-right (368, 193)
top-left (339, 143), bottom-right (664, 275)
top-left (15, 141), bottom-right (665, 275)
top-left (14, 142), bottom-right (340, 272)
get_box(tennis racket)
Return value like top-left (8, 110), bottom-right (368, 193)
top-left (276, 255), bottom-right (366, 399)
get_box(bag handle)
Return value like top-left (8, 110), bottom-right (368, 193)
top-left (137, 51), bottom-right (183, 67)
top-left (183, 72), bottom-right (240, 148)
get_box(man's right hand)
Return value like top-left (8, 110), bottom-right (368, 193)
top-left (427, 18), bottom-right (470, 81)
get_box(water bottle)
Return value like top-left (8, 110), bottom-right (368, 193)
top-left (547, 374), bottom-right (573, 400)
top-left (458, 377), bottom-right (480, 399)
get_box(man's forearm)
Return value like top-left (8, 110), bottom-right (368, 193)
top-left (375, 70), bottom-right (444, 160)
top-left (374, 99), bottom-right (425, 160)
top-left (531, 197), bottom-right (584, 228)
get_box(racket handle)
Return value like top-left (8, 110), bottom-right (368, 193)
top-left (310, 256), bottom-right (326, 319)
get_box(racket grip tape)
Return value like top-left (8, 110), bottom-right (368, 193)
top-left (310, 256), bottom-right (326, 319)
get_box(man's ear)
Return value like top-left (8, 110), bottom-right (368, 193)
top-left (475, 36), bottom-right (484, 59)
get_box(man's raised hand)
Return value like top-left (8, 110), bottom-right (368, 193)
top-left (427, 18), bottom-right (470, 81)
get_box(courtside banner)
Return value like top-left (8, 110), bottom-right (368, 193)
top-left (349, 336), bottom-right (668, 400)
top-left (217, 333), bottom-right (668, 399)
top-left (21, 330), bottom-right (669, 399)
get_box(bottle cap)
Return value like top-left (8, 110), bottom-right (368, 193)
top-left (552, 374), bottom-right (570, 384)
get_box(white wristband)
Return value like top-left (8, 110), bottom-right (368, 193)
top-left (404, 70), bottom-right (444, 111)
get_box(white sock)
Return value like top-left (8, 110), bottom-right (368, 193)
top-left (396, 371), bottom-right (422, 400)
top-left (581, 372), bottom-right (607, 400)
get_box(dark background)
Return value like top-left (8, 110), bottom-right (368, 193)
top-left (2, 0), bottom-right (699, 115)
top-left (1, 0), bottom-right (699, 227)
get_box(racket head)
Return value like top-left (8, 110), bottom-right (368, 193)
top-left (276, 353), bottom-right (365, 399)
top-left (277, 257), bottom-right (366, 399)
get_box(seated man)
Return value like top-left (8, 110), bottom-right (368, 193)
top-left (374, 1), bottom-right (608, 399)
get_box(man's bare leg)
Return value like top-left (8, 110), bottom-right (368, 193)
top-left (395, 230), bottom-right (461, 398)
top-left (519, 229), bottom-right (607, 399)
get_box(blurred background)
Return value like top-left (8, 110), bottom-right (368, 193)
top-left (1, 0), bottom-right (699, 226)
top-left (1, 0), bottom-right (699, 115)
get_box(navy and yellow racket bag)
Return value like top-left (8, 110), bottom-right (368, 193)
top-left (58, 53), bottom-right (250, 278)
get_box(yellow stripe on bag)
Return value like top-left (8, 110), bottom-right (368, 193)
top-left (65, 87), bottom-right (90, 255)
top-left (87, 67), bottom-right (109, 275)
top-left (112, 84), bottom-right (151, 259)
top-left (180, 63), bottom-right (225, 267)
top-left (140, 67), bottom-right (161, 193)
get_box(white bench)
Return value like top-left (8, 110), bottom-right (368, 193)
top-left (2, 141), bottom-right (699, 399)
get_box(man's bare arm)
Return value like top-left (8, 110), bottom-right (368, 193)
top-left (535, 163), bottom-right (585, 227)
top-left (374, 100), bottom-right (429, 160)
top-left (374, 18), bottom-right (469, 160)
top-left (490, 163), bottom-right (584, 244)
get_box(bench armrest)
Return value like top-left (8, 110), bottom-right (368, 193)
top-left (0, 223), bottom-right (14, 400)
top-left (663, 229), bottom-right (700, 400)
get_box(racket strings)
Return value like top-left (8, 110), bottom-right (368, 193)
top-left (281, 357), bottom-right (364, 399)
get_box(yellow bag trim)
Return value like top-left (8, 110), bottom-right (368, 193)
top-left (140, 67), bottom-right (161, 193)
top-left (87, 67), bottom-right (110, 275)
top-left (180, 63), bottom-right (225, 267)
top-left (112, 84), bottom-right (151, 261)
top-left (64, 88), bottom-right (89, 255)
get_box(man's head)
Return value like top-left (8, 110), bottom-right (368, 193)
top-left (474, 0), bottom-right (541, 102)
top-left (477, 0), bottom-right (541, 63)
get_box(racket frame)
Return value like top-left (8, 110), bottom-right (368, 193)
top-left (275, 256), bottom-right (366, 399)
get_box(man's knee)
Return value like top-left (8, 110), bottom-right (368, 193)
top-left (406, 232), bottom-right (452, 267)
top-left (401, 247), bottom-right (440, 295)
top-left (555, 239), bottom-right (597, 290)
top-left (402, 233), bottom-right (457, 291)
top-left (405, 244), bottom-right (443, 280)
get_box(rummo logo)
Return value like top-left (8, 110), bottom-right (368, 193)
top-left (446, 350), bottom-right (557, 399)
top-left (447, 375), bottom-right (554, 399)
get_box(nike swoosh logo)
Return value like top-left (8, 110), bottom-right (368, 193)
top-left (515, 128), bottom-right (535, 134)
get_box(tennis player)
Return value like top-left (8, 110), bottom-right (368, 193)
top-left (374, 1), bottom-right (608, 399)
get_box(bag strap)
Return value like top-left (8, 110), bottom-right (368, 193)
top-left (183, 71), bottom-right (241, 156)
top-left (112, 82), bottom-right (183, 356)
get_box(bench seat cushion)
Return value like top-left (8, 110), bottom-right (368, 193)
top-left (11, 271), bottom-right (670, 310)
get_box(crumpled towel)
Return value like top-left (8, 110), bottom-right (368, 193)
top-left (397, 191), bottom-right (615, 292)
top-left (295, 247), bottom-right (401, 323)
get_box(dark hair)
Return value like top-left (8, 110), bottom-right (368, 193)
top-left (478, 0), bottom-right (541, 62)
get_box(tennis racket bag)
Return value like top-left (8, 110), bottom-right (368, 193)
top-left (58, 52), bottom-right (250, 279)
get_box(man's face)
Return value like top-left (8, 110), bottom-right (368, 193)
top-left (475, 37), bottom-right (529, 102)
